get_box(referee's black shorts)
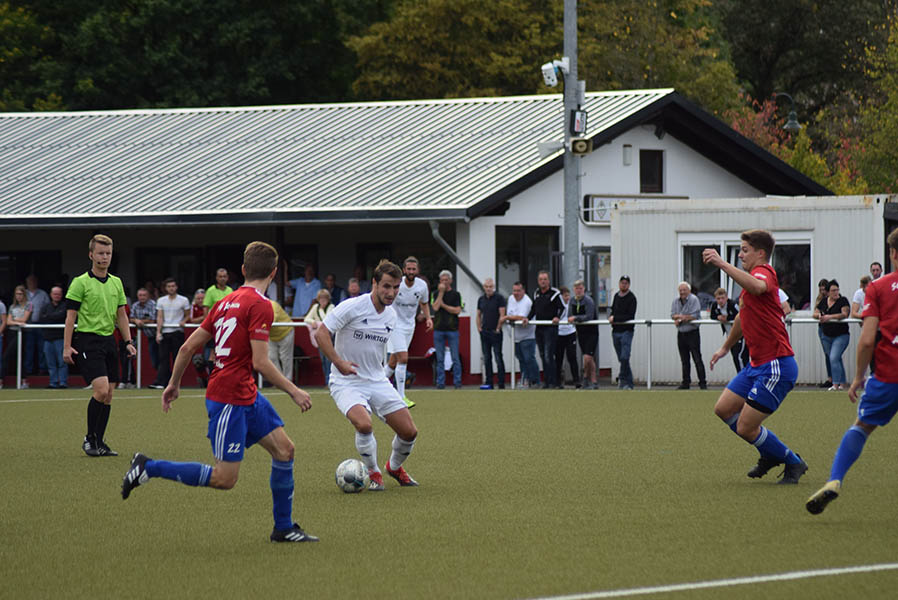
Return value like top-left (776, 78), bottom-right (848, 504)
top-left (73, 332), bottom-right (120, 384)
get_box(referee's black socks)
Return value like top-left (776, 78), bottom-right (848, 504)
top-left (87, 397), bottom-right (110, 440)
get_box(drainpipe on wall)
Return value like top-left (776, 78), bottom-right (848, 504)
top-left (428, 220), bottom-right (482, 287)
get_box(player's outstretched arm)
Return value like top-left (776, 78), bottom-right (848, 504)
top-left (849, 316), bottom-right (878, 403)
top-left (710, 314), bottom-right (743, 370)
top-left (315, 323), bottom-right (357, 375)
top-left (702, 248), bottom-right (767, 295)
top-left (250, 339), bottom-right (311, 412)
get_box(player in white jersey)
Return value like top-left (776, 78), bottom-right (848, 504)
top-left (316, 260), bottom-right (419, 491)
top-left (385, 256), bottom-right (433, 409)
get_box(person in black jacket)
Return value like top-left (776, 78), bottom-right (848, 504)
top-left (528, 271), bottom-right (564, 389)
top-left (569, 280), bottom-right (598, 389)
top-left (608, 276), bottom-right (637, 390)
top-left (40, 285), bottom-right (69, 388)
top-left (710, 288), bottom-right (747, 372)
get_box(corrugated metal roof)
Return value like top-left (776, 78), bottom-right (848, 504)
top-left (0, 90), bottom-right (674, 225)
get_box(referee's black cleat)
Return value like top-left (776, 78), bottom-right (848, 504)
top-left (270, 523), bottom-right (319, 543)
top-left (777, 456), bottom-right (808, 485)
top-left (96, 439), bottom-right (118, 457)
top-left (747, 456), bottom-right (783, 479)
top-left (122, 452), bottom-right (150, 500)
top-left (82, 434), bottom-right (100, 457)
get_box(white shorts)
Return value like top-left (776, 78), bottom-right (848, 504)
top-left (386, 327), bottom-right (415, 354)
top-left (329, 378), bottom-right (406, 421)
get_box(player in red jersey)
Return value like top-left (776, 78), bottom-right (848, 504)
top-left (702, 230), bottom-right (808, 484)
top-left (807, 229), bottom-right (898, 514)
top-left (121, 242), bottom-right (318, 543)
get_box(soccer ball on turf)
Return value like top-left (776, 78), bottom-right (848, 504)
top-left (335, 458), bottom-right (370, 493)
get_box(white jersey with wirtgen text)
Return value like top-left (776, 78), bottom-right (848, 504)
top-left (323, 294), bottom-right (397, 383)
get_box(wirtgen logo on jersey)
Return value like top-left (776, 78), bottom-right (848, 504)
top-left (354, 330), bottom-right (364, 340)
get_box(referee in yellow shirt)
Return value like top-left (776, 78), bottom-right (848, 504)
top-left (64, 234), bottom-right (136, 457)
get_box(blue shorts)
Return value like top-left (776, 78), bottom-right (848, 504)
top-left (726, 355), bottom-right (798, 414)
top-left (858, 375), bottom-right (898, 426)
top-left (205, 392), bottom-right (284, 462)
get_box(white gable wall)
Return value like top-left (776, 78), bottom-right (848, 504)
top-left (458, 128), bottom-right (773, 381)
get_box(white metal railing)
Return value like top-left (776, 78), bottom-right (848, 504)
top-left (505, 317), bottom-right (861, 390)
top-left (7, 317), bottom-right (861, 390)
top-left (6, 321), bottom-right (310, 390)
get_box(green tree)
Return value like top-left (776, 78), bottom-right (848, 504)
top-left (856, 12), bottom-right (898, 192)
top-left (0, 2), bottom-right (62, 110)
top-left (716, 0), bottom-right (895, 117)
top-left (349, 0), bottom-right (740, 113)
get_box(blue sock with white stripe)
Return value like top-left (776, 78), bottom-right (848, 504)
top-left (145, 460), bottom-right (212, 486)
top-left (829, 425), bottom-right (869, 482)
top-left (724, 412), bottom-right (741, 434)
top-left (751, 427), bottom-right (800, 464)
top-left (270, 459), bottom-right (294, 531)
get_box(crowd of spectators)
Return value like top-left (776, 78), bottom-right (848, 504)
top-left (0, 258), bottom-right (885, 391)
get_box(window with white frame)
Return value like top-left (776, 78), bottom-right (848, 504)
top-left (679, 232), bottom-right (812, 311)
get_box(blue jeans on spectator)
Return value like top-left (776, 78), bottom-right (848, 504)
top-left (480, 330), bottom-right (505, 388)
top-left (817, 326), bottom-right (832, 381)
top-left (319, 350), bottom-right (333, 386)
top-left (43, 338), bottom-right (68, 387)
top-left (143, 330), bottom-right (160, 371)
top-left (612, 330), bottom-right (634, 388)
top-left (25, 329), bottom-right (47, 373)
top-left (821, 333), bottom-right (850, 384)
top-left (514, 338), bottom-right (540, 386)
top-left (534, 326), bottom-right (558, 387)
top-left (433, 329), bottom-right (461, 387)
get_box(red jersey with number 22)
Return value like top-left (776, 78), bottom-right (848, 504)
top-left (739, 263), bottom-right (793, 366)
top-left (862, 271), bottom-right (898, 383)
top-left (200, 285), bottom-right (273, 405)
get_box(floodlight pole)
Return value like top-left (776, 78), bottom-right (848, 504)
top-left (562, 0), bottom-right (580, 289)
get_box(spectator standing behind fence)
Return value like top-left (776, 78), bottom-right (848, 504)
top-left (289, 264), bottom-right (321, 318)
top-left (268, 299), bottom-right (295, 384)
top-left (4, 286), bottom-right (32, 388)
top-left (189, 289), bottom-right (211, 387)
top-left (24, 275), bottom-right (50, 376)
top-left (870, 261), bottom-right (883, 280)
top-left (0, 299), bottom-right (6, 387)
top-left (529, 271), bottom-right (564, 389)
top-left (569, 279), bottom-right (599, 390)
top-left (608, 276), bottom-right (637, 390)
top-left (305, 289), bottom-right (335, 385)
top-left (501, 282), bottom-right (540, 388)
top-left (476, 278), bottom-right (506, 390)
top-left (555, 286), bottom-right (580, 389)
top-left (710, 288), bottom-right (747, 373)
top-left (813, 278), bottom-right (833, 388)
top-left (322, 273), bottom-right (344, 307)
top-left (814, 280), bottom-right (851, 391)
top-left (40, 286), bottom-right (68, 389)
top-left (851, 276), bottom-right (872, 320)
top-left (150, 278), bottom-right (190, 390)
top-left (130, 288), bottom-right (158, 372)
top-left (431, 270), bottom-right (463, 389)
top-left (341, 278), bottom-right (362, 302)
top-left (671, 281), bottom-right (707, 390)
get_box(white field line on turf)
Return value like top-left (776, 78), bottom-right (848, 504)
top-left (0, 391), bottom-right (331, 404)
top-left (527, 563), bottom-right (898, 600)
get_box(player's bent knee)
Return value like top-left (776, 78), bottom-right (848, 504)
top-left (210, 468), bottom-right (239, 490)
top-left (273, 440), bottom-right (295, 462)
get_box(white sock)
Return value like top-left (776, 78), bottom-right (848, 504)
top-left (395, 363), bottom-right (407, 398)
top-left (388, 434), bottom-right (416, 471)
top-left (355, 431), bottom-right (379, 472)
top-left (384, 365), bottom-right (395, 380)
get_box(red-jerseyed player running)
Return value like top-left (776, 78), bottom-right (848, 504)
top-left (702, 230), bottom-right (808, 484)
top-left (121, 242), bottom-right (318, 543)
top-left (807, 229), bottom-right (898, 514)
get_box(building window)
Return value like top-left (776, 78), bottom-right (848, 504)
top-left (495, 226), bottom-right (559, 297)
top-left (640, 149), bottom-right (663, 193)
top-left (680, 234), bottom-right (812, 311)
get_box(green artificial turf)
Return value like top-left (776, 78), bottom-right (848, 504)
top-left (1, 387), bottom-right (897, 599)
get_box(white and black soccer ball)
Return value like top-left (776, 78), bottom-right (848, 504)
top-left (335, 458), bottom-right (370, 493)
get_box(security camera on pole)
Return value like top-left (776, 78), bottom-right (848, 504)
top-left (540, 0), bottom-right (586, 289)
